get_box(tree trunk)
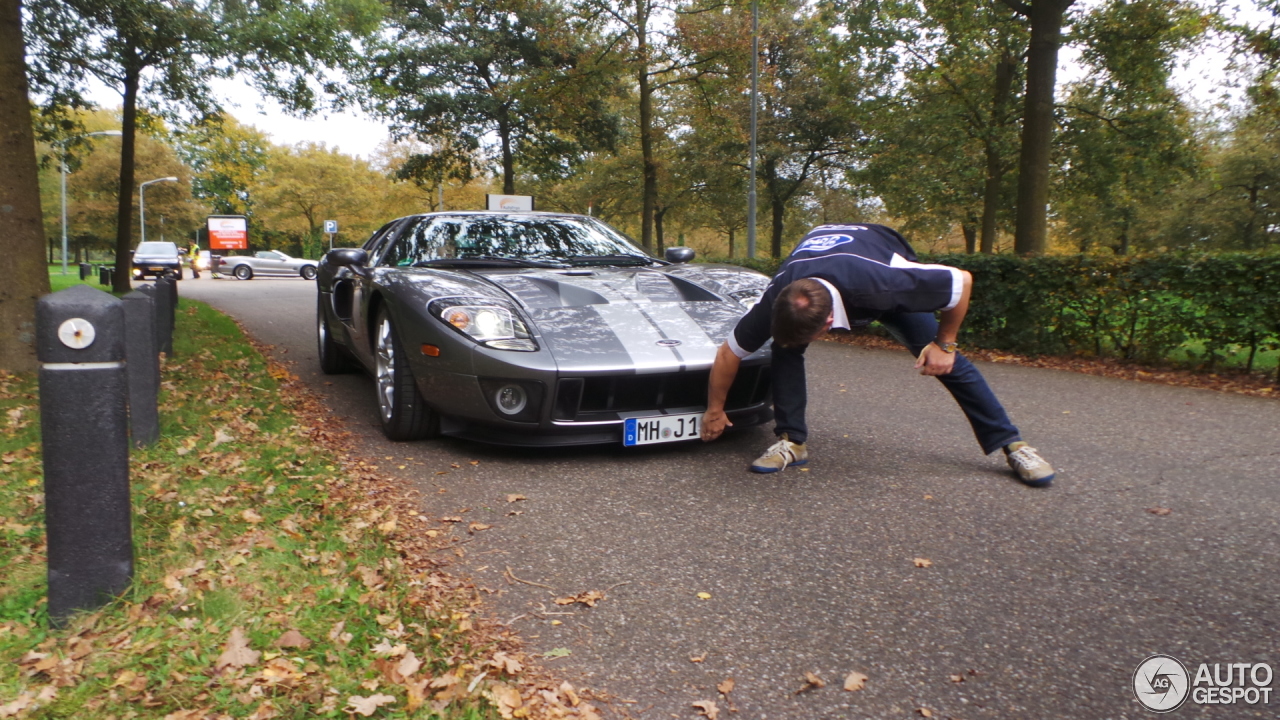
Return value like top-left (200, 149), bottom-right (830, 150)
top-left (0, 0), bottom-right (51, 371)
top-left (654, 203), bottom-right (666, 253)
top-left (499, 118), bottom-right (515, 195)
top-left (112, 61), bottom-right (142, 294)
top-left (770, 195), bottom-right (785, 259)
top-left (962, 223), bottom-right (977, 254)
top-left (636, 0), bottom-right (657, 253)
top-left (1013, 0), bottom-right (1073, 256)
top-left (982, 54), bottom-right (1017, 254)
top-left (728, 227), bottom-right (735, 258)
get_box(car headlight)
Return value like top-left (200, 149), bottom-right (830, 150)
top-left (429, 297), bottom-right (538, 351)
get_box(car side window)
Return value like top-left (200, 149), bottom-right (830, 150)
top-left (378, 219), bottom-right (464, 267)
top-left (363, 220), bottom-right (403, 253)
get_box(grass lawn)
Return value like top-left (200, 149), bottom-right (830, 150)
top-left (1, 297), bottom-right (591, 719)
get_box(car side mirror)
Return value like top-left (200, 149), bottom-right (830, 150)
top-left (325, 248), bottom-right (368, 267)
top-left (665, 246), bottom-right (695, 263)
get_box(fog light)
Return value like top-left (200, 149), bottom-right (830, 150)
top-left (495, 384), bottom-right (527, 415)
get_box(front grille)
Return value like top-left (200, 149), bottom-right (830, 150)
top-left (552, 366), bottom-right (770, 422)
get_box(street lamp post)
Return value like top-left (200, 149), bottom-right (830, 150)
top-left (139, 177), bottom-right (179, 245)
top-left (60, 130), bottom-right (122, 274)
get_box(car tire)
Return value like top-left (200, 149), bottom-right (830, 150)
top-left (374, 306), bottom-right (437, 441)
top-left (300, 265), bottom-right (317, 280)
top-left (233, 264), bottom-right (253, 280)
top-left (176, 268), bottom-right (184, 280)
top-left (317, 296), bottom-right (357, 375)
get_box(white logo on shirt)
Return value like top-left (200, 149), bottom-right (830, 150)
top-left (795, 232), bottom-right (860, 253)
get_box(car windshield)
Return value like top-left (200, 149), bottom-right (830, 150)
top-left (379, 214), bottom-right (652, 268)
top-left (136, 242), bottom-right (178, 256)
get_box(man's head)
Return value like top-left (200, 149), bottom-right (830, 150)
top-left (771, 278), bottom-right (834, 348)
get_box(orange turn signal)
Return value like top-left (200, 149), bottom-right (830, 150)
top-left (421, 344), bottom-right (440, 357)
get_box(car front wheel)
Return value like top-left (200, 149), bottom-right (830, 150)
top-left (301, 265), bottom-right (317, 280)
top-left (233, 264), bottom-right (253, 280)
top-left (374, 307), bottom-right (437, 440)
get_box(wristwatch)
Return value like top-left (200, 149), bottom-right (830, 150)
top-left (935, 340), bottom-right (959, 353)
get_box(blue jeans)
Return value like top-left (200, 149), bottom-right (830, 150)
top-left (771, 311), bottom-right (1021, 455)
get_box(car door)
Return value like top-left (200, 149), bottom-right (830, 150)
top-left (344, 218), bottom-right (418, 367)
top-left (254, 250), bottom-right (288, 276)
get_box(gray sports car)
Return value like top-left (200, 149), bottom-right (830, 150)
top-left (216, 250), bottom-right (319, 280)
top-left (315, 211), bottom-right (774, 446)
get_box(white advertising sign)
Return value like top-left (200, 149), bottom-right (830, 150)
top-left (486, 194), bottom-right (535, 212)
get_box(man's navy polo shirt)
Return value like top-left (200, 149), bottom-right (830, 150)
top-left (728, 224), bottom-right (964, 358)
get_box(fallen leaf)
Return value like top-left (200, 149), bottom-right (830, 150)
top-left (440, 516), bottom-right (463, 523)
top-left (843, 671), bottom-right (868, 691)
top-left (689, 653), bottom-right (706, 663)
top-left (554, 590), bottom-right (604, 607)
top-left (215, 627), bottom-right (260, 670)
top-left (692, 700), bottom-right (719, 719)
top-left (488, 682), bottom-right (522, 719)
top-left (919, 708), bottom-right (933, 718)
top-left (949, 674), bottom-right (965, 683)
top-left (490, 651), bottom-right (523, 675)
top-left (275, 630), bottom-right (311, 650)
top-left (913, 558), bottom-right (933, 568)
top-left (542, 648), bottom-right (572, 658)
top-left (717, 678), bottom-right (735, 695)
top-left (346, 694), bottom-right (396, 716)
top-left (241, 509), bottom-right (264, 523)
top-left (559, 681), bottom-right (580, 707)
top-left (696, 592), bottom-right (711, 600)
top-left (797, 671), bottom-right (826, 693)
top-left (1147, 507), bottom-right (1172, 516)
top-left (246, 700), bottom-right (279, 720)
top-left (506, 494), bottom-right (526, 503)
top-left (468, 522), bottom-right (492, 533)
top-left (396, 651), bottom-right (422, 680)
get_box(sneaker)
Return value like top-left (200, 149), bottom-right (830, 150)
top-left (1006, 443), bottom-right (1055, 487)
top-left (750, 434), bottom-right (808, 473)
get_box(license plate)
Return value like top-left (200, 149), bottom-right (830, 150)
top-left (623, 412), bottom-right (701, 446)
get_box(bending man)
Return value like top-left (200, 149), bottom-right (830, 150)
top-left (700, 223), bottom-right (1055, 487)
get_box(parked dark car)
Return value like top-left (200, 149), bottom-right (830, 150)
top-left (131, 241), bottom-right (183, 280)
top-left (315, 211), bottom-right (774, 446)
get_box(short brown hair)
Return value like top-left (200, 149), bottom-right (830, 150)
top-left (772, 279), bottom-right (833, 348)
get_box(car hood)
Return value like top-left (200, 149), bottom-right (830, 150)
top-left (473, 266), bottom-right (764, 373)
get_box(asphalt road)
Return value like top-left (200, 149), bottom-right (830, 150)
top-left (180, 274), bottom-right (1279, 719)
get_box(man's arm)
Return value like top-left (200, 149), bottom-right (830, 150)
top-left (701, 341), bottom-right (742, 441)
top-left (914, 269), bottom-right (972, 376)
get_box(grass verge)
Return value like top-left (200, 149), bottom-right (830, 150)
top-left (0, 299), bottom-right (597, 719)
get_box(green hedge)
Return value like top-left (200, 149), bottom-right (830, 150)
top-left (703, 253), bottom-right (1280, 371)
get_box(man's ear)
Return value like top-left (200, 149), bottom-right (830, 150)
top-left (824, 313), bottom-right (835, 330)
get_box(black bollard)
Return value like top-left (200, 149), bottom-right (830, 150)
top-left (123, 289), bottom-right (160, 447)
top-left (153, 277), bottom-right (175, 356)
top-left (98, 266), bottom-right (109, 286)
top-left (79, 263), bottom-right (91, 281)
top-left (37, 285), bottom-right (134, 626)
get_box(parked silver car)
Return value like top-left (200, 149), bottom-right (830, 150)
top-left (216, 250), bottom-right (319, 280)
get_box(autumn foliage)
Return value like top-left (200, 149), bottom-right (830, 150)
top-left (0, 301), bottom-right (597, 718)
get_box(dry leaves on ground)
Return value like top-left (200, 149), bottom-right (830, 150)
top-left (844, 671), bottom-right (868, 691)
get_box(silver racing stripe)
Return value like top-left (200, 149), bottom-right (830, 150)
top-left (592, 304), bottom-right (682, 373)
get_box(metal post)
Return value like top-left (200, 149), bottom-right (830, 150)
top-left (746, 0), bottom-right (760, 259)
top-left (37, 285), bottom-right (133, 625)
top-left (154, 277), bottom-right (175, 356)
top-left (60, 150), bottom-right (68, 276)
top-left (123, 289), bottom-right (160, 447)
top-left (139, 177), bottom-right (179, 245)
